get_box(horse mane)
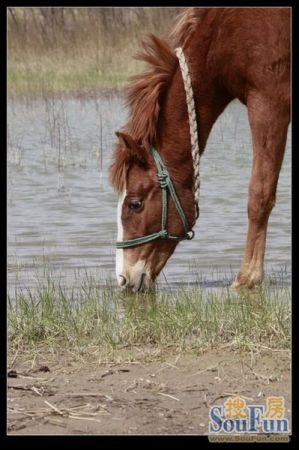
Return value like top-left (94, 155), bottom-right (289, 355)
top-left (125, 35), bottom-right (177, 144)
top-left (169, 7), bottom-right (209, 48)
top-left (110, 8), bottom-right (206, 192)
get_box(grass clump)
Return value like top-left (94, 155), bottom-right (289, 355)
top-left (8, 274), bottom-right (291, 358)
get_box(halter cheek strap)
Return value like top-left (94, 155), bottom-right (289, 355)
top-left (116, 146), bottom-right (195, 249)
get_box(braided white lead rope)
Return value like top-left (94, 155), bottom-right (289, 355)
top-left (175, 47), bottom-right (200, 214)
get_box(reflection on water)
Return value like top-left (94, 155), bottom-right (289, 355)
top-left (7, 94), bottom-right (291, 291)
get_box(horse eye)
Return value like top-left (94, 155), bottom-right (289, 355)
top-left (128, 200), bottom-right (143, 211)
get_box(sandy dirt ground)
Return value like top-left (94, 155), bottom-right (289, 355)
top-left (7, 348), bottom-right (291, 435)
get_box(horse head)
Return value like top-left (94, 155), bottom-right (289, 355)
top-left (112, 131), bottom-right (196, 292)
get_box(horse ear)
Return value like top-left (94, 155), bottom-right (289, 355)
top-left (115, 131), bottom-right (139, 152)
top-left (115, 131), bottom-right (149, 168)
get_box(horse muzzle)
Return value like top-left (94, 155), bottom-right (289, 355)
top-left (117, 261), bottom-right (155, 293)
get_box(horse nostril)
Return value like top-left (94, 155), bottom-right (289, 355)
top-left (119, 275), bottom-right (127, 287)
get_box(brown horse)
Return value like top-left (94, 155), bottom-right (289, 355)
top-left (110, 7), bottom-right (290, 292)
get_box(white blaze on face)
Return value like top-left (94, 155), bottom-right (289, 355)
top-left (116, 189), bottom-right (126, 285)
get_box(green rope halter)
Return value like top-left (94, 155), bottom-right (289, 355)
top-left (116, 146), bottom-right (195, 249)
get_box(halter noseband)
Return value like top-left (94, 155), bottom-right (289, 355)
top-left (116, 146), bottom-right (195, 249)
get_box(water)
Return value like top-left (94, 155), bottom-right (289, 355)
top-left (7, 94), bottom-right (291, 291)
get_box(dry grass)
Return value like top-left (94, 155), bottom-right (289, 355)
top-left (8, 7), bottom-right (182, 95)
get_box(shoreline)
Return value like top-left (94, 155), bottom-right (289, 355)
top-left (8, 84), bottom-right (127, 101)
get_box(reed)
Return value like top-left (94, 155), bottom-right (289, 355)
top-left (8, 7), bottom-right (182, 95)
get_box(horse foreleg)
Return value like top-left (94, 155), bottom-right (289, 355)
top-left (231, 92), bottom-right (289, 289)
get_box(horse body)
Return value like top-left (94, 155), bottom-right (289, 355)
top-left (110, 8), bottom-right (290, 292)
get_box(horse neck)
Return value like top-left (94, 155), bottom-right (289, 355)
top-left (156, 38), bottom-right (232, 174)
